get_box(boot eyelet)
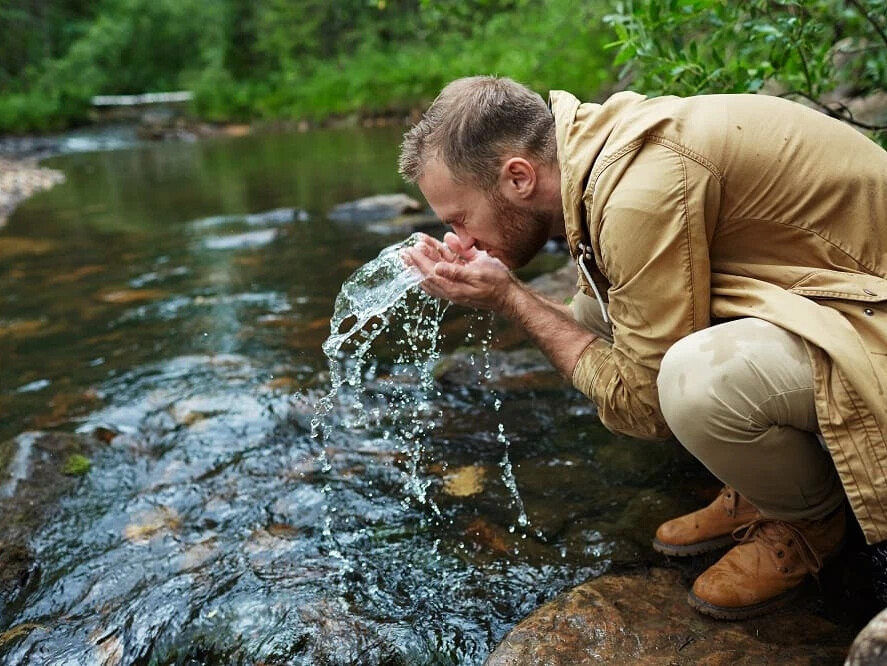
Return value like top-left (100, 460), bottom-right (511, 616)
top-left (777, 550), bottom-right (784, 558)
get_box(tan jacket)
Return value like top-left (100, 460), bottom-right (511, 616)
top-left (550, 90), bottom-right (887, 544)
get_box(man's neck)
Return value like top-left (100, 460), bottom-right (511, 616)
top-left (539, 161), bottom-right (566, 238)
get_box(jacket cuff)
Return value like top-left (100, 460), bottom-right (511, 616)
top-left (571, 337), bottom-right (612, 399)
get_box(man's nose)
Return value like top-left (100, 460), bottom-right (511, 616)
top-left (451, 225), bottom-right (476, 251)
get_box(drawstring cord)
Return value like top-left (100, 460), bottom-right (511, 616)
top-left (577, 242), bottom-right (610, 325)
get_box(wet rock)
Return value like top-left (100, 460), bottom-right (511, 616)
top-left (366, 212), bottom-right (442, 235)
top-left (327, 193), bottom-right (423, 224)
top-left (189, 207), bottom-right (307, 229)
top-left (526, 258), bottom-right (577, 303)
top-left (431, 258), bottom-right (576, 391)
top-left (0, 157), bottom-right (65, 227)
top-left (298, 599), bottom-right (405, 665)
top-left (98, 288), bottom-right (168, 304)
top-left (123, 506), bottom-right (181, 544)
top-left (0, 237), bottom-right (55, 260)
top-left (433, 347), bottom-right (564, 390)
top-left (46, 264), bottom-right (106, 285)
top-left (442, 465), bottom-right (487, 497)
top-left (847, 607), bottom-right (887, 665)
top-left (33, 388), bottom-right (103, 428)
top-left (0, 318), bottom-right (48, 339)
top-left (0, 431), bottom-right (100, 614)
top-left (485, 567), bottom-right (856, 665)
top-left (464, 517), bottom-right (516, 557)
top-left (202, 228), bottom-right (277, 251)
top-left (0, 622), bottom-right (44, 650)
top-left (0, 542), bottom-right (34, 603)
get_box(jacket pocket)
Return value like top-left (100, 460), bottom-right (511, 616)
top-left (789, 270), bottom-right (887, 302)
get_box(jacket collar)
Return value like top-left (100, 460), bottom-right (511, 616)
top-left (548, 90), bottom-right (646, 256)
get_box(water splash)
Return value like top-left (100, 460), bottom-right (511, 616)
top-left (312, 236), bottom-right (529, 536)
top-left (312, 234), bottom-right (447, 515)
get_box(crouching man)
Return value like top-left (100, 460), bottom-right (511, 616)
top-left (400, 75), bottom-right (887, 619)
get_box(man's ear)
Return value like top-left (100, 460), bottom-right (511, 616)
top-left (500, 157), bottom-right (537, 201)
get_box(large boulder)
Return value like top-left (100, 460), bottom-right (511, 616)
top-left (485, 567), bottom-right (857, 665)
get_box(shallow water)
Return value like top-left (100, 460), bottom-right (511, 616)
top-left (0, 127), bottom-right (708, 664)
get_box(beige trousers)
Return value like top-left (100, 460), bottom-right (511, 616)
top-left (570, 291), bottom-right (845, 521)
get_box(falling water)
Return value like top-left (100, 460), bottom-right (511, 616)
top-left (476, 313), bottom-right (530, 530)
top-left (311, 234), bottom-right (448, 516)
top-left (312, 235), bottom-right (530, 535)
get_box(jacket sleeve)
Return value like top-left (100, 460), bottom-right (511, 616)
top-left (572, 142), bottom-right (720, 439)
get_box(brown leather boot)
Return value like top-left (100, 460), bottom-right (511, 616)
top-left (653, 486), bottom-right (761, 556)
top-left (688, 505), bottom-right (846, 620)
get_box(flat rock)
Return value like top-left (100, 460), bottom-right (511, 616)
top-left (327, 193), bottom-right (423, 224)
top-left (485, 567), bottom-right (856, 665)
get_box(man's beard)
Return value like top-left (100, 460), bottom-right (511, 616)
top-left (488, 189), bottom-right (554, 268)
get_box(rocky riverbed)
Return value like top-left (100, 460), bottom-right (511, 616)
top-left (0, 157), bottom-right (65, 227)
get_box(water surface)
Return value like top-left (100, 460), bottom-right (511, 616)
top-left (0, 126), bottom-right (702, 664)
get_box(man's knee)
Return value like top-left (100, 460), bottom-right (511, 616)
top-left (656, 331), bottom-right (727, 451)
top-left (657, 319), bottom-right (816, 451)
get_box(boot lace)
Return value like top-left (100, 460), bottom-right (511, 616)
top-left (733, 518), bottom-right (824, 576)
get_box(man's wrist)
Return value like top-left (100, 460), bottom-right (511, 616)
top-left (498, 275), bottom-right (527, 317)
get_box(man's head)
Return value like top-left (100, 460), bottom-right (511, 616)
top-left (399, 76), bottom-right (562, 268)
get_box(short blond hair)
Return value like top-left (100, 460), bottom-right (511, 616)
top-left (398, 75), bottom-right (556, 190)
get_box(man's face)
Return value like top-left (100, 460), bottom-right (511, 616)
top-left (417, 158), bottom-right (553, 269)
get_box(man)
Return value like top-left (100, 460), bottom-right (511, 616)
top-left (400, 75), bottom-right (887, 620)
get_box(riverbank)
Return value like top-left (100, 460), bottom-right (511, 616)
top-left (0, 157), bottom-right (65, 228)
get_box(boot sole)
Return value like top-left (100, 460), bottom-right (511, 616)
top-left (651, 533), bottom-right (736, 557)
top-left (686, 582), bottom-right (806, 621)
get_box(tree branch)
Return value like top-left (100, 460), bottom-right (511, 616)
top-left (779, 89), bottom-right (887, 131)
top-left (845, 0), bottom-right (887, 48)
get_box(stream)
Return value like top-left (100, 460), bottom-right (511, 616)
top-left (1, 126), bottom-right (727, 664)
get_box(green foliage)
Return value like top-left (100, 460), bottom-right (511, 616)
top-left (0, 0), bottom-right (615, 133)
top-left (605, 0), bottom-right (887, 144)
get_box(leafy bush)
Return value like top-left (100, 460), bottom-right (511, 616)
top-left (0, 0), bottom-right (616, 132)
top-left (605, 0), bottom-right (887, 145)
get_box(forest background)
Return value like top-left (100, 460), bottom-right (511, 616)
top-left (0, 0), bottom-right (885, 145)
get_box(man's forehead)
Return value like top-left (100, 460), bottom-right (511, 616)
top-left (419, 157), bottom-right (456, 188)
top-left (418, 159), bottom-right (467, 213)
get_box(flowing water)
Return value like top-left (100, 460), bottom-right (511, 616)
top-left (0, 126), bottom-right (718, 664)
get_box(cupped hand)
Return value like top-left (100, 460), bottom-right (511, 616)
top-left (401, 233), bottom-right (516, 311)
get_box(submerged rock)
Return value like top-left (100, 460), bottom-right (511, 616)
top-left (485, 567), bottom-right (857, 665)
top-left (433, 347), bottom-right (564, 390)
top-left (327, 193), bottom-right (423, 224)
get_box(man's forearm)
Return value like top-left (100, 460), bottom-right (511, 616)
top-left (500, 280), bottom-right (597, 379)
